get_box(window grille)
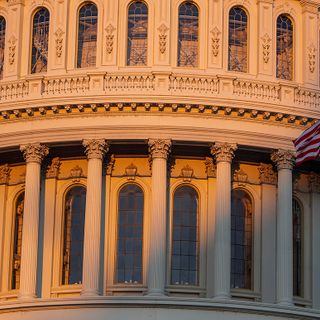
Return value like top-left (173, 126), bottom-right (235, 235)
top-left (228, 7), bottom-right (248, 72)
top-left (31, 8), bottom-right (49, 74)
top-left (177, 2), bottom-right (199, 67)
top-left (127, 1), bottom-right (148, 66)
top-left (0, 16), bottom-right (6, 79)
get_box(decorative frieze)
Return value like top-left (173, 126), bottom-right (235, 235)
top-left (210, 142), bottom-right (237, 163)
top-left (105, 24), bottom-right (115, 55)
top-left (158, 24), bottom-right (168, 54)
top-left (20, 143), bottom-right (49, 164)
top-left (271, 149), bottom-right (295, 170)
top-left (0, 164), bottom-right (11, 184)
top-left (46, 157), bottom-right (61, 179)
top-left (83, 139), bottom-right (109, 160)
top-left (148, 139), bottom-right (171, 160)
top-left (258, 163), bottom-right (277, 185)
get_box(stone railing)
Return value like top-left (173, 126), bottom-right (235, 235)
top-left (105, 74), bottom-right (155, 91)
top-left (0, 80), bottom-right (29, 101)
top-left (295, 87), bottom-right (320, 109)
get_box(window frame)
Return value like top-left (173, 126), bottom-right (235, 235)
top-left (0, 15), bottom-right (6, 80)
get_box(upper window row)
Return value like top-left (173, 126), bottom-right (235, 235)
top-left (0, 2), bottom-right (294, 80)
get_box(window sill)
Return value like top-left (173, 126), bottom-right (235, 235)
top-left (51, 284), bottom-right (82, 298)
top-left (293, 296), bottom-right (312, 308)
top-left (231, 289), bottom-right (261, 301)
top-left (166, 285), bottom-right (206, 297)
top-left (106, 284), bottom-right (147, 296)
top-left (0, 290), bottom-right (18, 301)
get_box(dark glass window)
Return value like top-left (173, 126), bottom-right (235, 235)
top-left (228, 7), bottom-right (248, 72)
top-left (62, 186), bottom-right (86, 285)
top-left (178, 2), bottom-right (199, 67)
top-left (276, 14), bottom-right (293, 80)
top-left (77, 2), bottom-right (98, 68)
top-left (127, 1), bottom-right (148, 66)
top-left (0, 16), bottom-right (6, 79)
top-left (116, 184), bottom-right (144, 284)
top-left (11, 193), bottom-right (24, 290)
top-left (231, 189), bottom-right (253, 290)
top-left (171, 186), bottom-right (198, 285)
top-left (293, 198), bottom-right (303, 297)
top-left (31, 8), bottom-right (49, 73)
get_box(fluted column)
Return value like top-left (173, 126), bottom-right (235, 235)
top-left (210, 142), bottom-right (237, 300)
top-left (81, 139), bottom-right (109, 296)
top-left (147, 139), bottom-right (171, 296)
top-left (271, 149), bottom-right (295, 306)
top-left (19, 143), bottom-right (49, 299)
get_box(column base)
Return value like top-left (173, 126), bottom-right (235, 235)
top-left (212, 293), bottom-right (230, 301)
top-left (81, 289), bottom-right (100, 297)
top-left (18, 293), bottom-right (37, 300)
top-left (146, 289), bottom-right (166, 297)
top-left (277, 300), bottom-right (294, 307)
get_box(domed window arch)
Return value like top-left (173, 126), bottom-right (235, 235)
top-left (116, 184), bottom-right (144, 284)
top-left (77, 2), bottom-right (98, 68)
top-left (31, 7), bottom-right (50, 73)
top-left (228, 6), bottom-right (248, 72)
top-left (171, 185), bottom-right (199, 285)
top-left (276, 14), bottom-right (293, 80)
top-left (127, 1), bottom-right (148, 66)
top-left (11, 192), bottom-right (24, 290)
top-left (293, 197), bottom-right (303, 297)
top-left (61, 185), bottom-right (86, 285)
top-left (231, 189), bottom-right (253, 290)
top-left (0, 16), bottom-right (6, 79)
top-left (177, 1), bottom-right (199, 67)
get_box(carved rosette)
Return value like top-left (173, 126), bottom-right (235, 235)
top-left (271, 149), bottom-right (296, 171)
top-left (0, 164), bottom-right (11, 184)
top-left (204, 157), bottom-right (216, 178)
top-left (46, 157), bottom-right (61, 179)
top-left (148, 139), bottom-right (171, 160)
top-left (83, 139), bottom-right (109, 160)
top-left (309, 173), bottom-right (320, 193)
top-left (258, 163), bottom-right (277, 185)
top-left (210, 142), bottom-right (237, 163)
top-left (20, 143), bottom-right (49, 164)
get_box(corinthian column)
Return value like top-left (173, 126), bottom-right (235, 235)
top-left (19, 143), bottom-right (49, 299)
top-left (271, 149), bottom-right (295, 306)
top-left (81, 139), bottom-right (109, 296)
top-left (147, 139), bottom-right (171, 296)
top-left (210, 142), bottom-right (237, 300)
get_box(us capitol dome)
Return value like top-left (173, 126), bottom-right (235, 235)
top-left (0, 0), bottom-right (319, 319)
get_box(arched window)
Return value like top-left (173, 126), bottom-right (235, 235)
top-left (127, 1), bottom-right (148, 66)
top-left (0, 16), bottom-right (6, 79)
top-left (77, 2), bottom-right (98, 68)
top-left (116, 184), bottom-right (144, 283)
top-left (177, 2), bottom-right (199, 67)
top-left (31, 8), bottom-right (50, 74)
top-left (171, 186), bottom-right (198, 285)
top-left (11, 193), bottom-right (24, 290)
top-left (62, 186), bottom-right (86, 285)
top-left (293, 198), bottom-right (303, 297)
top-left (276, 14), bottom-right (293, 80)
top-left (231, 189), bottom-right (253, 290)
top-left (228, 7), bottom-right (248, 72)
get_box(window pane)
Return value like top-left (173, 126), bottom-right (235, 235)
top-left (171, 186), bottom-right (199, 285)
top-left (11, 193), bottom-right (24, 290)
top-left (231, 190), bottom-right (252, 290)
top-left (127, 1), bottom-right (148, 66)
top-left (293, 198), bottom-right (302, 297)
top-left (77, 3), bottom-right (97, 68)
top-left (276, 15), bottom-right (293, 80)
top-left (31, 8), bottom-right (49, 73)
top-left (228, 7), bottom-right (247, 72)
top-left (62, 186), bottom-right (86, 285)
top-left (0, 17), bottom-right (6, 79)
top-left (178, 2), bottom-right (198, 67)
top-left (116, 184), bottom-right (144, 284)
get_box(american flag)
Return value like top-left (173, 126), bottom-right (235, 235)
top-left (293, 121), bottom-right (320, 165)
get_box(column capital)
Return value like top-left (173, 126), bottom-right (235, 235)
top-left (271, 149), bottom-right (295, 171)
top-left (20, 143), bottom-right (49, 164)
top-left (83, 139), bottom-right (109, 160)
top-left (210, 142), bottom-right (237, 163)
top-left (148, 139), bottom-right (171, 160)
top-left (0, 164), bottom-right (11, 185)
top-left (258, 163), bottom-right (277, 185)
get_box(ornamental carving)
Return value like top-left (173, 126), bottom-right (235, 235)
top-left (233, 168), bottom-right (248, 184)
top-left (309, 173), bottom-right (320, 193)
top-left (181, 164), bottom-right (194, 182)
top-left (20, 143), bottom-right (49, 164)
top-left (125, 163), bottom-right (138, 181)
top-left (205, 157), bottom-right (216, 178)
top-left (46, 157), bottom-right (61, 178)
top-left (261, 33), bottom-right (271, 64)
top-left (0, 164), bottom-right (11, 184)
top-left (106, 154), bottom-right (115, 175)
top-left (307, 44), bottom-right (316, 73)
top-left (105, 24), bottom-right (115, 55)
top-left (7, 0), bottom-right (25, 6)
top-left (210, 27), bottom-right (221, 57)
top-left (271, 149), bottom-right (295, 170)
top-left (83, 139), bottom-right (109, 160)
top-left (70, 165), bottom-right (83, 182)
top-left (210, 142), bottom-right (237, 163)
top-left (258, 163), bottom-right (277, 185)
top-left (8, 35), bottom-right (17, 65)
top-left (148, 139), bottom-right (171, 160)
top-left (54, 28), bottom-right (64, 58)
top-left (158, 24), bottom-right (168, 54)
